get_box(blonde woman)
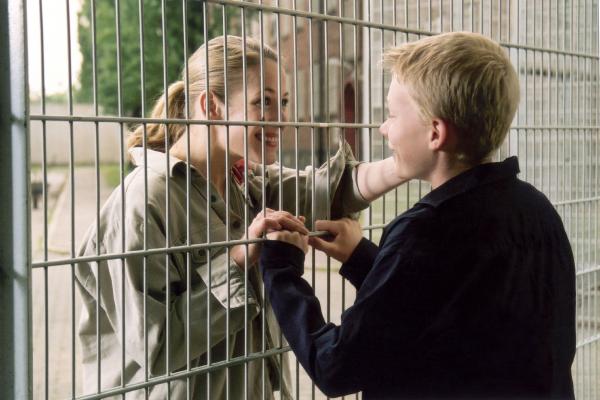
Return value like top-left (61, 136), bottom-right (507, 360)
top-left (75, 35), bottom-right (406, 399)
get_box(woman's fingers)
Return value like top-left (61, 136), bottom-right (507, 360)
top-left (258, 218), bottom-right (282, 234)
top-left (274, 215), bottom-right (309, 234)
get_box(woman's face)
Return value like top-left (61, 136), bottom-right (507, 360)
top-left (225, 59), bottom-right (289, 165)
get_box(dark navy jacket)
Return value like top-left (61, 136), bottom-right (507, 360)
top-left (260, 157), bottom-right (576, 399)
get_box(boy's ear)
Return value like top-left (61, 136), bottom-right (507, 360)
top-left (198, 91), bottom-right (224, 120)
top-left (429, 118), bottom-right (456, 152)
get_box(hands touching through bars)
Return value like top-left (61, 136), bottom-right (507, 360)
top-left (266, 217), bottom-right (363, 263)
top-left (231, 208), bottom-right (309, 268)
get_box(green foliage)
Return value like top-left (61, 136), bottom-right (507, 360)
top-left (77, 0), bottom-right (228, 117)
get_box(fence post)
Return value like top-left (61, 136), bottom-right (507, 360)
top-left (0, 0), bottom-right (32, 399)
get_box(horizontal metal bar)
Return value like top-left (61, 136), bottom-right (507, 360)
top-left (575, 264), bottom-right (600, 277)
top-left (29, 114), bottom-right (379, 130)
top-left (511, 126), bottom-right (600, 130)
top-left (206, 0), bottom-right (600, 60)
top-left (30, 110), bottom-right (600, 131)
top-left (554, 196), bottom-right (600, 207)
top-left (33, 230), bottom-right (340, 268)
top-left (576, 333), bottom-right (600, 349)
top-left (76, 346), bottom-right (292, 400)
top-left (32, 222), bottom-right (390, 269)
top-left (29, 114), bottom-right (600, 132)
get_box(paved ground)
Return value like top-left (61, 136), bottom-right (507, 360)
top-left (31, 167), bottom-right (112, 399)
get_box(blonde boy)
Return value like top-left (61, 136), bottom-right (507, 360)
top-left (260, 32), bottom-right (575, 399)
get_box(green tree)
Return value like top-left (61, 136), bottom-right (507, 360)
top-left (77, 0), bottom-right (229, 117)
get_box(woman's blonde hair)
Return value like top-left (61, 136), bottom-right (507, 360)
top-left (128, 35), bottom-right (278, 152)
top-left (383, 32), bottom-right (520, 164)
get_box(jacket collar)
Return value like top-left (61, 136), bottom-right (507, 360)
top-left (418, 156), bottom-right (520, 208)
top-left (128, 147), bottom-right (193, 178)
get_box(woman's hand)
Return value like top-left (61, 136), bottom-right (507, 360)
top-left (266, 230), bottom-right (309, 254)
top-left (231, 208), bottom-right (308, 268)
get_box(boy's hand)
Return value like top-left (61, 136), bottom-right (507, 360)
top-left (266, 230), bottom-right (309, 254)
top-left (308, 218), bottom-right (363, 263)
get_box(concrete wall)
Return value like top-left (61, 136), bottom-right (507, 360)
top-left (30, 102), bottom-right (126, 165)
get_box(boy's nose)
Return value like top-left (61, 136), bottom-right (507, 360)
top-left (379, 121), bottom-right (388, 137)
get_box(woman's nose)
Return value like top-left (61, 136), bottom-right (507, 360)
top-left (264, 107), bottom-right (287, 124)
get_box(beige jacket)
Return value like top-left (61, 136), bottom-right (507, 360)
top-left (75, 141), bottom-right (368, 399)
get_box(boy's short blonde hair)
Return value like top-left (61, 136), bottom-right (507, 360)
top-left (383, 32), bottom-right (520, 164)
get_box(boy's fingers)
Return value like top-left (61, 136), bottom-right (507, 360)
top-left (308, 236), bottom-right (335, 254)
top-left (314, 219), bottom-right (342, 235)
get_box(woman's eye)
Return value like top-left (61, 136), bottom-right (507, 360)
top-left (264, 97), bottom-right (271, 106)
top-left (281, 99), bottom-right (289, 108)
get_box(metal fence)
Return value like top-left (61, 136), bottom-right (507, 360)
top-left (0, 0), bottom-right (598, 399)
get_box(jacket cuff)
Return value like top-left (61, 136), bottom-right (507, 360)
top-left (260, 240), bottom-right (306, 276)
top-left (339, 238), bottom-right (379, 290)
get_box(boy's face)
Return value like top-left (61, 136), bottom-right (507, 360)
top-left (380, 78), bottom-right (435, 181)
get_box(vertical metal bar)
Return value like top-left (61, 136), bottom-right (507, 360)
top-left (480, 0), bottom-right (484, 37)
top-left (525, 0), bottom-right (529, 183)
top-left (160, 0), bottom-right (172, 396)
top-left (257, 4), bottom-right (266, 398)
top-left (136, 0), bottom-right (149, 397)
top-left (291, 2), bottom-right (300, 397)
top-left (89, 0), bottom-right (101, 394)
top-left (380, 0), bottom-right (386, 228)
top-left (113, 0), bottom-right (126, 396)
top-left (516, 0), bottom-right (521, 171)
top-left (507, 0), bottom-right (512, 159)
top-left (307, 4), bottom-right (316, 397)
top-left (536, 0), bottom-right (541, 186)
top-left (0, 1), bottom-right (31, 399)
top-left (241, 9), bottom-right (250, 399)
top-left (63, 0), bottom-right (77, 396)
top-left (429, 0), bottom-right (432, 31)
top-left (222, 8), bottom-right (231, 400)
top-left (324, 0), bottom-right (332, 327)
top-left (547, 0), bottom-right (551, 196)
top-left (138, 0), bottom-right (149, 399)
top-left (274, 3), bottom-right (284, 398)
top-left (393, 0), bottom-right (398, 218)
top-left (339, 0), bottom-right (347, 349)
top-left (405, 0), bottom-right (410, 210)
top-left (276, 1), bottom-right (283, 213)
top-left (367, 0), bottom-right (373, 242)
top-left (36, 0), bottom-right (49, 398)
top-left (499, 0), bottom-right (502, 41)
top-left (451, 0), bottom-right (454, 31)
top-left (202, 3), bottom-right (211, 397)
top-left (183, 1), bottom-right (191, 399)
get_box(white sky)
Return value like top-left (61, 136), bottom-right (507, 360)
top-left (27, 0), bottom-right (82, 97)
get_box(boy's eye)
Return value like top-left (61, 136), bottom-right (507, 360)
top-left (282, 99), bottom-right (289, 107)
top-left (264, 97), bottom-right (271, 106)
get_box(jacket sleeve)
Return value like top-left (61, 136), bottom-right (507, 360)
top-left (76, 202), bottom-right (260, 377)
top-left (248, 140), bottom-right (369, 229)
top-left (259, 234), bottom-right (424, 398)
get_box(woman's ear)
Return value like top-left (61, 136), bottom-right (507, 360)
top-left (198, 91), bottom-right (224, 120)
